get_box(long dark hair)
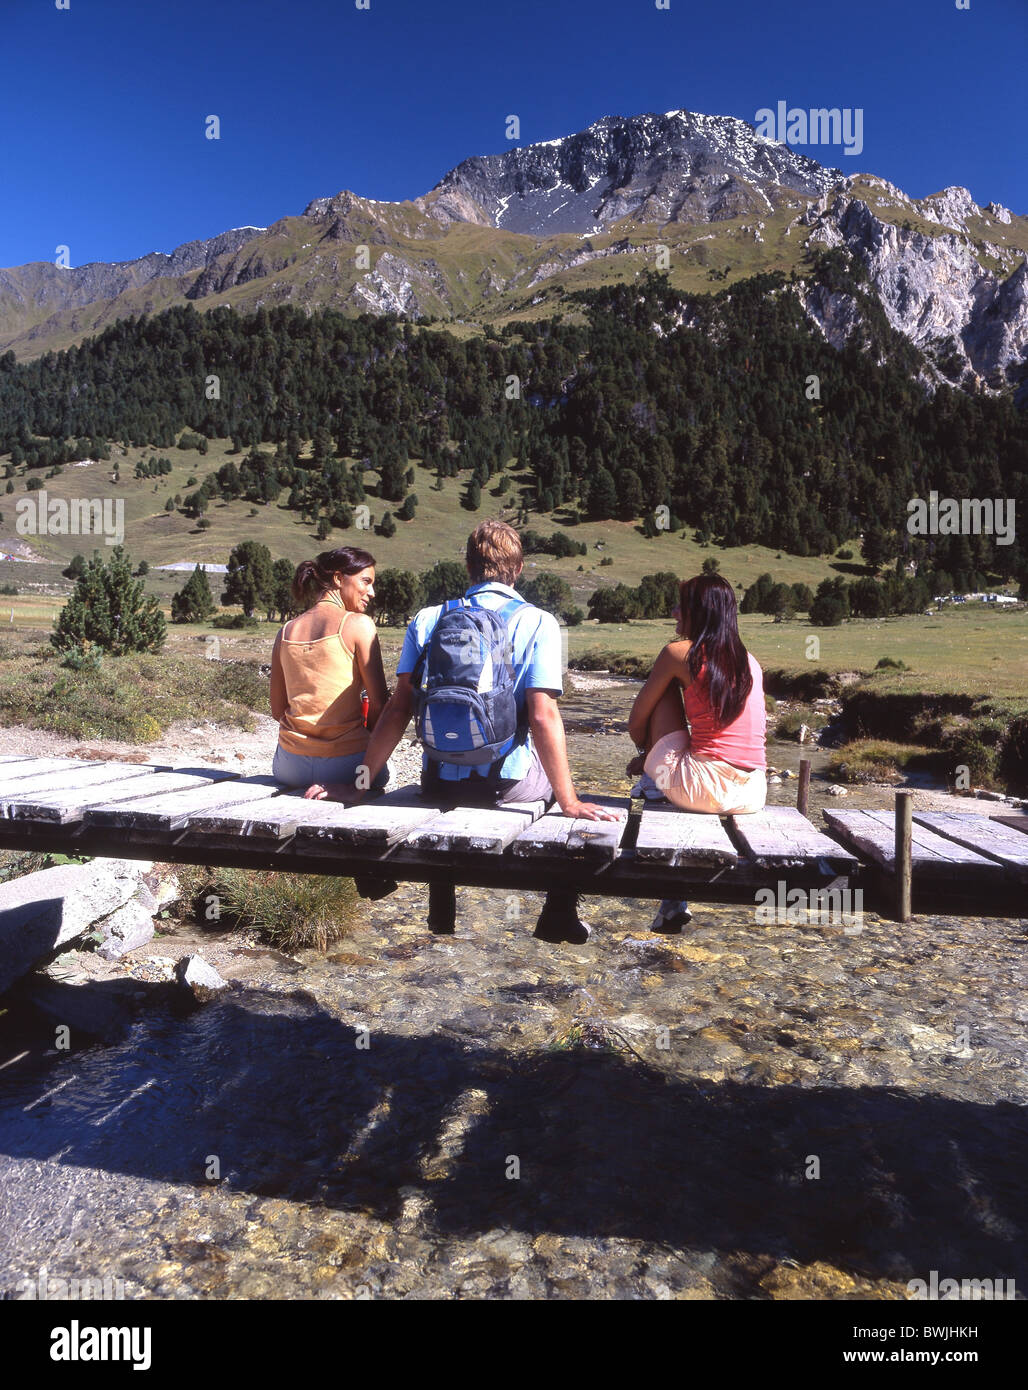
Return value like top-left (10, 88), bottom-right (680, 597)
top-left (292, 546), bottom-right (375, 608)
top-left (678, 573), bottom-right (753, 726)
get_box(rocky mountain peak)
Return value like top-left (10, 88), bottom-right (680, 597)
top-left (418, 108), bottom-right (844, 236)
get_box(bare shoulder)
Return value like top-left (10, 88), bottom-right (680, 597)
top-left (663, 639), bottom-right (692, 663)
top-left (345, 613), bottom-right (378, 644)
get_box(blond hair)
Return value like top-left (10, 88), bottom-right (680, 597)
top-left (465, 520), bottom-right (523, 586)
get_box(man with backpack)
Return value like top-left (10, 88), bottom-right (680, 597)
top-left (307, 519), bottom-right (621, 943)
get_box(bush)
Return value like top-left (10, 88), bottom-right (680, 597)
top-left (211, 612), bottom-right (260, 629)
top-left (1000, 714), bottom-right (1028, 792)
top-left (171, 564), bottom-right (217, 623)
top-left (587, 582), bottom-right (638, 623)
top-left (875, 656), bottom-right (909, 671)
top-left (0, 583), bottom-right (17, 596)
top-left (51, 547), bottom-right (166, 657)
top-left (518, 571), bottom-right (578, 622)
top-left (191, 867), bottom-right (360, 952)
top-left (836, 548), bottom-right (854, 560)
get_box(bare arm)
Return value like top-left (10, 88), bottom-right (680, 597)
top-left (305, 673), bottom-right (415, 802)
top-left (628, 640), bottom-right (692, 748)
top-left (527, 689), bottom-right (622, 822)
top-left (269, 630), bottom-right (287, 723)
top-left (347, 614), bottom-right (390, 729)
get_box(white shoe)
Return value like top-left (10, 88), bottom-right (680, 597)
top-left (631, 773), bottom-right (666, 801)
top-left (650, 899), bottom-right (693, 933)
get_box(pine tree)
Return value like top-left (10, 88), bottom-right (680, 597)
top-left (52, 547), bottom-right (166, 655)
top-left (223, 541), bottom-right (274, 618)
top-left (171, 564), bottom-right (216, 623)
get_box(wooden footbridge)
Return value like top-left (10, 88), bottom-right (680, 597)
top-left (0, 755), bottom-right (1024, 926)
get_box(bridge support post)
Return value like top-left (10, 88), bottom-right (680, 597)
top-left (895, 790), bottom-right (913, 923)
top-left (797, 758), bottom-right (811, 816)
top-left (428, 881), bottom-right (456, 934)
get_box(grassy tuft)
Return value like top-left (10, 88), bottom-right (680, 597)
top-left (774, 706), bottom-right (829, 739)
top-left (827, 739), bottom-right (940, 784)
top-left (181, 866), bottom-right (361, 953)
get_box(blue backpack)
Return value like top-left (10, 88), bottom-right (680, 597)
top-left (412, 594), bottom-right (526, 768)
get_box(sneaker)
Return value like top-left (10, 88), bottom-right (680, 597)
top-left (533, 912), bottom-right (592, 945)
top-left (649, 898), bottom-right (692, 933)
top-left (631, 772), bottom-right (667, 801)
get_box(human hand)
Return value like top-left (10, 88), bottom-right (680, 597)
top-left (560, 799), bottom-right (625, 822)
top-left (304, 782), bottom-right (364, 804)
top-left (626, 752), bottom-right (646, 777)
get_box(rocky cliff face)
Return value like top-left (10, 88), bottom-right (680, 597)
top-left (801, 178), bottom-right (1028, 394)
top-left (418, 110), bottom-right (842, 236)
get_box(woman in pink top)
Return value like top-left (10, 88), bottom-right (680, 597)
top-left (627, 572), bottom-right (767, 931)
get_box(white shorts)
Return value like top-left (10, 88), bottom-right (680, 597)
top-left (644, 731), bottom-right (767, 814)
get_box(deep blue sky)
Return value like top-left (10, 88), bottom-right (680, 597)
top-left (2, 0), bottom-right (1023, 269)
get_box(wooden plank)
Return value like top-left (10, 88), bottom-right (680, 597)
top-left (295, 787), bottom-right (442, 851)
top-left (3, 770), bottom-right (239, 825)
top-left (83, 776), bottom-right (279, 832)
top-left (192, 794), bottom-right (423, 841)
top-left (913, 812), bottom-right (1028, 883)
top-left (0, 760), bottom-right (161, 805)
top-left (512, 796), bottom-right (630, 861)
top-left (0, 757), bottom-right (104, 788)
top-left (823, 809), bottom-right (1000, 881)
top-left (992, 815), bottom-right (1028, 838)
top-left (730, 806), bottom-right (858, 869)
top-left (406, 802), bottom-right (546, 854)
top-left (635, 807), bottom-right (738, 867)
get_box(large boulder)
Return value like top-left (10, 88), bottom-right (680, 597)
top-left (96, 899), bottom-right (156, 962)
top-left (0, 858), bottom-right (151, 995)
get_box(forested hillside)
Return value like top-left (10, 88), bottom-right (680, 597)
top-left (1, 259), bottom-right (1025, 583)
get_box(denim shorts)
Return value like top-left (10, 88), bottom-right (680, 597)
top-left (272, 743), bottom-right (389, 792)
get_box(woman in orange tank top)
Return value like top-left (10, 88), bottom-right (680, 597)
top-left (270, 546), bottom-right (390, 794)
top-left (626, 572), bottom-right (768, 931)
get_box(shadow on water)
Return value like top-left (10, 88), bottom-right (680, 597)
top-left (1, 983), bottom-right (1025, 1289)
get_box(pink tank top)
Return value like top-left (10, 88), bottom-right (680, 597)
top-left (684, 651), bottom-right (766, 769)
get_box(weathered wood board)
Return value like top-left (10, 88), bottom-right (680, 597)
top-left (991, 815), bottom-right (1028, 839)
top-left (913, 812), bottom-right (1028, 883)
top-left (0, 770), bottom-right (225, 825)
top-left (635, 806), bottom-right (738, 867)
top-left (0, 760), bottom-right (161, 807)
top-left (0, 757), bottom-right (105, 788)
top-left (83, 776), bottom-right (279, 832)
top-left (189, 794), bottom-right (323, 839)
top-left (731, 806), bottom-right (858, 869)
top-left (512, 796), bottom-right (630, 861)
top-left (406, 801), bottom-right (546, 854)
top-left (823, 808), bottom-right (1000, 881)
top-left (295, 786), bottom-right (444, 851)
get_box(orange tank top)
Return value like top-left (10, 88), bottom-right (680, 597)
top-left (277, 595), bottom-right (368, 758)
top-left (684, 651), bottom-right (767, 769)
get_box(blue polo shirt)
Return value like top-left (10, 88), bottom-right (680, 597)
top-left (397, 581), bottom-right (563, 782)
